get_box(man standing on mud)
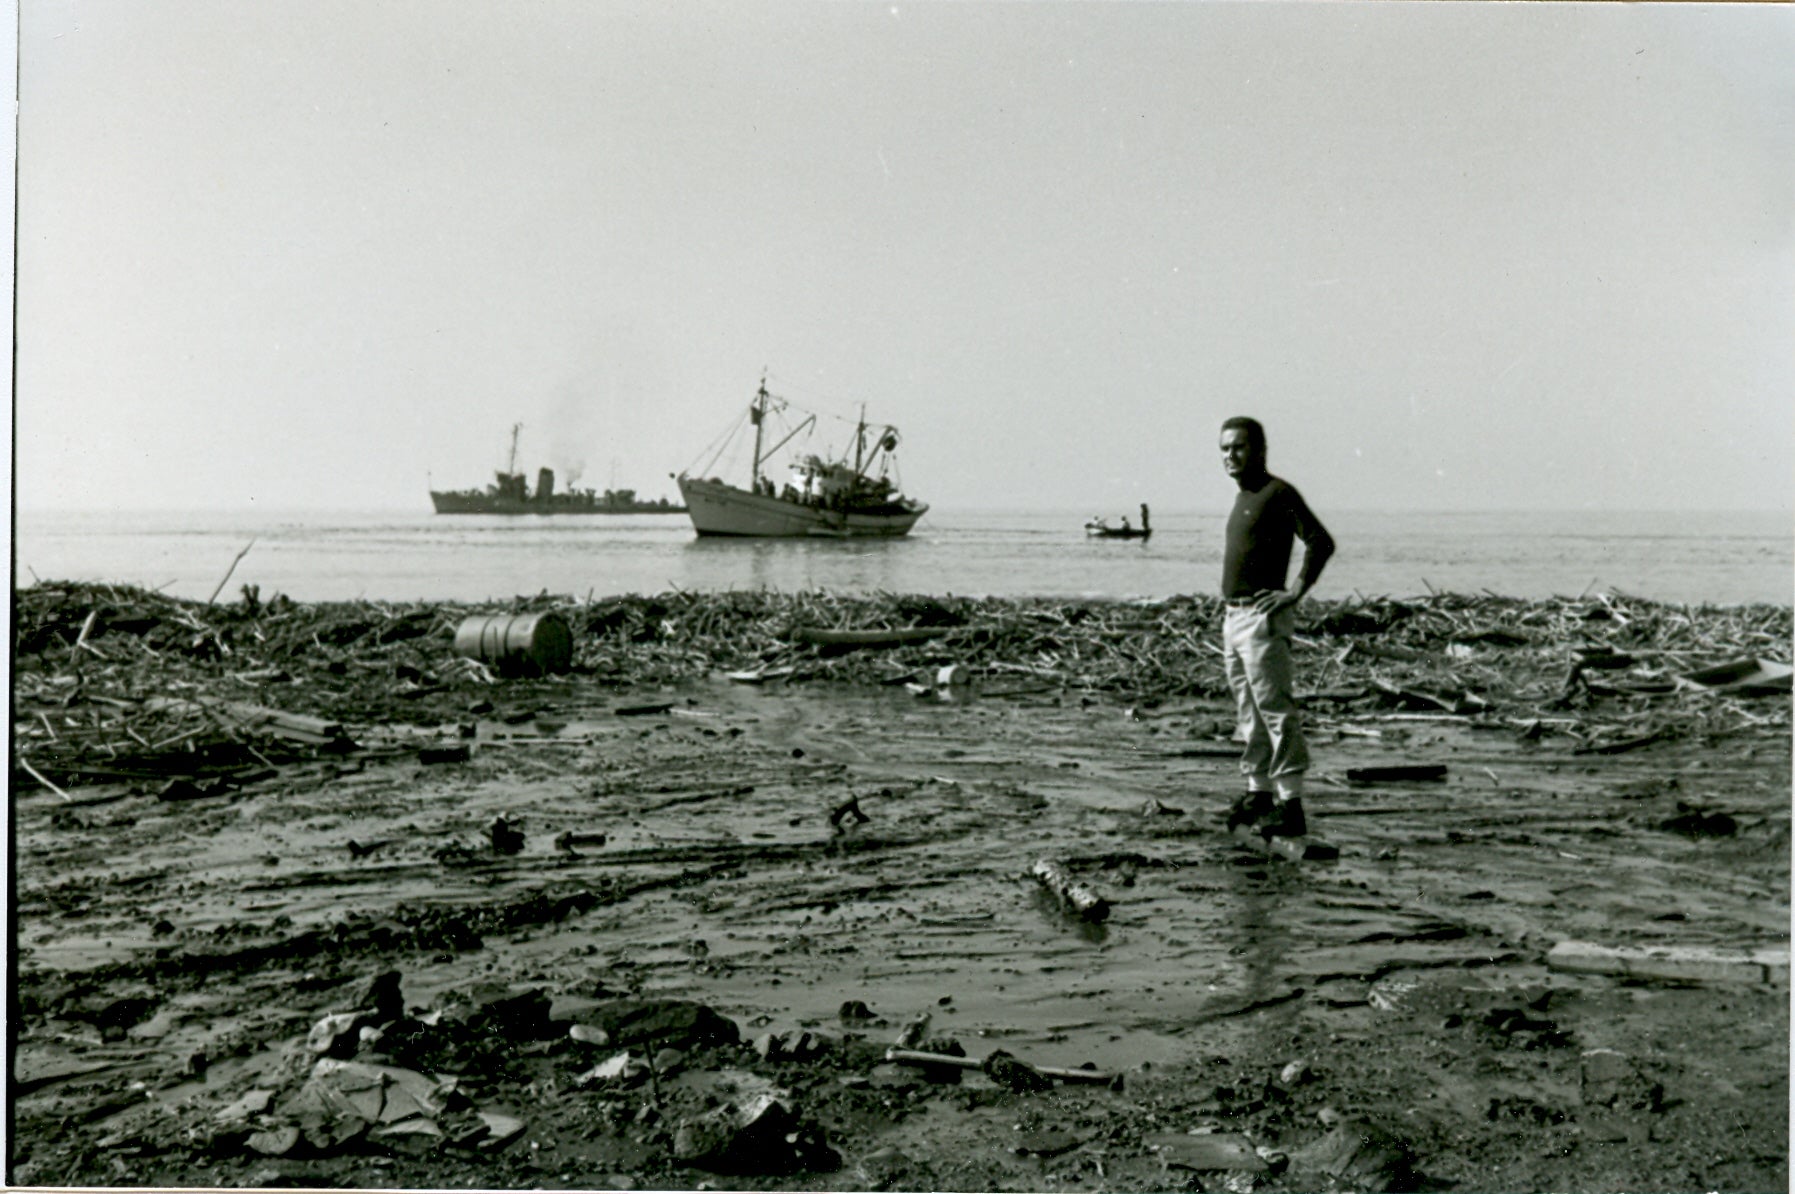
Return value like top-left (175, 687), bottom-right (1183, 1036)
top-left (1218, 416), bottom-right (1334, 837)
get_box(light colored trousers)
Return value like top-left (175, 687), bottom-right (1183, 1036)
top-left (1222, 604), bottom-right (1309, 796)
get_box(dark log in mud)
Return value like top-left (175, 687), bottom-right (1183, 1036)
top-left (1030, 858), bottom-right (1112, 922)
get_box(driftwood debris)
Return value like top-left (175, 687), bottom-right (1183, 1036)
top-left (1345, 764), bottom-right (1448, 784)
top-left (1372, 679), bottom-right (1485, 715)
top-left (1547, 940), bottom-right (1790, 986)
top-left (828, 795), bottom-right (871, 831)
top-left (885, 1047), bottom-right (1118, 1087)
top-left (638, 785), bottom-right (755, 815)
top-left (144, 696), bottom-right (350, 748)
top-left (1031, 858), bottom-right (1111, 922)
top-left (1573, 646), bottom-right (1637, 670)
top-left (726, 666), bottom-right (795, 684)
top-left (614, 702), bottom-right (676, 718)
top-left (16, 756), bottom-right (71, 802)
top-left (206, 539), bottom-right (257, 605)
top-left (12, 582), bottom-right (1787, 798)
top-left (792, 625), bottom-right (953, 653)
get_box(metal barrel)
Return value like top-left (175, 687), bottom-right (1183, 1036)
top-left (452, 612), bottom-right (574, 676)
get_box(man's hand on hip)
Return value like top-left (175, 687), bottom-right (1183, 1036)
top-left (1252, 589), bottom-right (1301, 617)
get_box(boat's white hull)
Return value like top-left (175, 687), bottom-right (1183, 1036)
top-left (678, 476), bottom-right (926, 538)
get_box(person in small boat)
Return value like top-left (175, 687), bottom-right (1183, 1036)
top-left (1217, 416), bottom-right (1334, 838)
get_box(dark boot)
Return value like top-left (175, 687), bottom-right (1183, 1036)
top-left (1225, 789), bottom-right (1275, 831)
top-left (1261, 796), bottom-right (1307, 838)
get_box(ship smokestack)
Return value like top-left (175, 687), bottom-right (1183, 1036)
top-left (536, 468), bottom-right (555, 501)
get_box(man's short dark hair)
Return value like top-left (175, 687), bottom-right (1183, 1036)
top-left (1220, 416), bottom-right (1266, 454)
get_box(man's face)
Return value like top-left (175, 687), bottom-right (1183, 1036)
top-left (1219, 427), bottom-right (1262, 479)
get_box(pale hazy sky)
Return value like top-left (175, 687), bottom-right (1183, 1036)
top-left (14, 1), bottom-right (1794, 514)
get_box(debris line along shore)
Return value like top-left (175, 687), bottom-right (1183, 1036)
top-left (12, 581), bottom-right (1789, 792)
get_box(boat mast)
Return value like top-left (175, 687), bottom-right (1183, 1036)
top-left (750, 378), bottom-right (769, 488)
top-left (507, 423), bottom-right (522, 474)
top-left (853, 404), bottom-right (866, 475)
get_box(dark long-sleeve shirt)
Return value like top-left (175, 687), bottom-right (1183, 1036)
top-left (1222, 474), bottom-right (1334, 599)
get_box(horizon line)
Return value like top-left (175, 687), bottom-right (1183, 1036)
top-left (12, 502), bottom-right (1794, 519)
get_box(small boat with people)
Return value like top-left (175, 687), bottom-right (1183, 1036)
top-left (676, 376), bottom-right (929, 538)
top-left (1085, 503), bottom-right (1152, 540)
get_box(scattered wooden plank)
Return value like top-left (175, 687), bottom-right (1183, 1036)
top-left (793, 625), bottom-right (952, 651)
top-left (1315, 721), bottom-right (1385, 739)
top-left (145, 695), bottom-right (350, 745)
top-left (1370, 713), bottom-right (1475, 724)
top-left (614, 702), bottom-right (676, 717)
top-left (726, 666), bottom-right (794, 684)
top-left (638, 784), bottom-right (756, 814)
top-left (1345, 764), bottom-right (1448, 784)
top-left (884, 1047), bottom-right (1116, 1086)
top-left (1342, 642), bottom-right (1429, 664)
top-left (16, 756), bottom-right (72, 802)
top-left (1546, 940), bottom-right (1789, 986)
top-left (1372, 679), bottom-right (1485, 714)
top-left (69, 609), bottom-right (98, 665)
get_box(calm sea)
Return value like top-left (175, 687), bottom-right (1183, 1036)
top-left (11, 508), bottom-right (1792, 607)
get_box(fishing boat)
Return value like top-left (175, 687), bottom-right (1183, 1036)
top-left (430, 424), bottom-right (686, 515)
top-left (676, 378), bottom-right (928, 538)
top-left (1085, 504), bottom-right (1152, 540)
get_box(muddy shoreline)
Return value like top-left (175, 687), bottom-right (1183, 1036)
top-left (11, 584), bottom-right (1790, 1191)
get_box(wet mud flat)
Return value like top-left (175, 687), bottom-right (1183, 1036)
top-left (10, 584), bottom-right (1791, 1191)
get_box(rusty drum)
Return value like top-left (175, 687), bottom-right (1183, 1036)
top-left (452, 612), bottom-right (574, 676)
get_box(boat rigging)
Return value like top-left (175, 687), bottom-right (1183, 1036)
top-left (677, 376), bottom-right (928, 538)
